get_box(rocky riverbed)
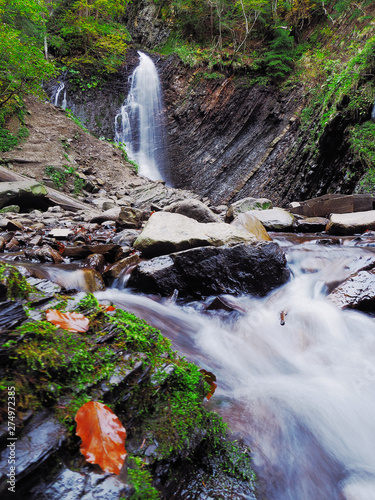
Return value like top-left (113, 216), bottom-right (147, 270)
top-left (2, 95), bottom-right (375, 499)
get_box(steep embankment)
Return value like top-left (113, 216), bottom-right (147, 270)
top-left (158, 8), bottom-right (375, 206)
top-left (160, 57), bottom-right (305, 206)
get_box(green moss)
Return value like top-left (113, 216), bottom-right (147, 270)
top-left (127, 456), bottom-right (160, 500)
top-left (0, 263), bottom-right (37, 300)
top-left (0, 291), bottom-right (256, 492)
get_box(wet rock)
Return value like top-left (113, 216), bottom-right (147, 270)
top-left (231, 213), bottom-right (272, 241)
top-left (0, 300), bottom-right (27, 330)
top-left (129, 242), bottom-right (290, 298)
top-left (26, 277), bottom-right (62, 294)
top-left (328, 267), bottom-right (375, 311)
top-left (113, 246), bottom-right (132, 261)
top-left (25, 244), bottom-right (64, 264)
top-left (294, 216), bottom-right (329, 233)
top-left (82, 253), bottom-right (106, 273)
top-left (62, 243), bottom-right (120, 260)
top-left (228, 197), bottom-right (273, 219)
top-left (5, 237), bottom-right (20, 252)
top-left (205, 296), bottom-right (244, 313)
top-left (112, 229), bottom-right (140, 246)
top-left (0, 236), bottom-right (4, 252)
top-left (134, 211), bottom-right (257, 258)
top-left (28, 466), bottom-right (132, 500)
top-left (163, 199), bottom-right (221, 223)
top-left (0, 412), bottom-right (66, 496)
top-left (326, 210), bottom-right (375, 235)
top-left (103, 253), bottom-right (141, 279)
top-left (82, 268), bottom-right (106, 292)
top-left (0, 180), bottom-right (48, 210)
top-left (118, 206), bottom-right (143, 228)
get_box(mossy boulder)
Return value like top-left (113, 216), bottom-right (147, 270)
top-left (0, 180), bottom-right (48, 210)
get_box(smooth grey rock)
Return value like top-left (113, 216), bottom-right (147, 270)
top-left (250, 208), bottom-right (295, 231)
top-left (134, 211), bottom-right (257, 257)
top-left (230, 197), bottom-right (273, 216)
top-left (90, 207), bottom-right (121, 223)
top-left (326, 210), bottom-right (375, 235)
top-left (163, 199), bottom-right (221, 223)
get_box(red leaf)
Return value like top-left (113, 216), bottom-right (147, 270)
top-left (200, 369), bottom-right (217, 401)
top-left (75, 401), bottom-right (127, 474)
top-left (100, 304), bottom-right (116, 312)
top-left (46, 309), bottom-right (89, 333)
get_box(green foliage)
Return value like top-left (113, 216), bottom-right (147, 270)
top-left (127, 456), bottom-right (160, 500)
top-left (48, 0), bottom-right (131, 75)
top-left (349, 121), bottom-right (375, 192)
top-left (44, 164), bottom-right (85, 195)
top-left (0, 0), bottom-right (56, 107)
top-left (65, 108), bottom-right (88, 132)
top-left (263, 28), bottom-right (295, 80)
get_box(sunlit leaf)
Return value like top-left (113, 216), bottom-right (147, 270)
top-left (75, 401), bottom-right (127, 475)
top-left (200, 369), bottom-right (217, 400)
top-left (46, 309), bottom-right (89, 332)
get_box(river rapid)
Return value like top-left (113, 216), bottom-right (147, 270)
top-left (96, 234), bottom-right (375, 500)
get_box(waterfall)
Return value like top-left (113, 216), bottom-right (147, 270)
top-left (62, 90), bottom-right (67, 110)
top-left (114, 51), bottom-right (169, 183)
top-left (53, 81), bottom-right (65, 107)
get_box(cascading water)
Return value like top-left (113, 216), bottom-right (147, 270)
top-left (53, 81), bottom-right (65, 107)
top-left (96, 235), bottom-right (375, 500)
top-left (114, 51), bottom-right (169, 183)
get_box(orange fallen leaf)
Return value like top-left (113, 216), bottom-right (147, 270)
top-left (200, 369), bottom-right (217, 401)
top-left (75, 401), bottom-right (127, 475)
top-left (46, 309), bottom-right (89, 333)
top-left (100, 304), bottom-right (116, 312)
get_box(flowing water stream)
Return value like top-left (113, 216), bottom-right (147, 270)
top-left (114, 51), bottom-right (169, 182)
top-left (93, 235), bottom-right (375, 500)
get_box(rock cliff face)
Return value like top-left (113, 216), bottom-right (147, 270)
top-left (158, 55), bottom-right (365, 206)
top-left (47, 50), bottom-right (365, 207)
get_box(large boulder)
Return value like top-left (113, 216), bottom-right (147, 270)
top-left (328, 268), bottom-right (375, 311)
top-left (250, 208), bottom-right (295, 231)
top-left (289, 194), bottom-right (374, 217)
top-left (133, 211), bottom-right (257, 257)
top-left (128, 242), bottom-right (290, 298)
top-left (231, 213), bottom-right (272, 241)
top-left (226, 197), bottom-right (272, 222)
top-left (163, 199), bottom-right (221, 223)
top-left (326, 211), bottom-right (375, 235)
top-left (0, 180), bottom-right (48, 210)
